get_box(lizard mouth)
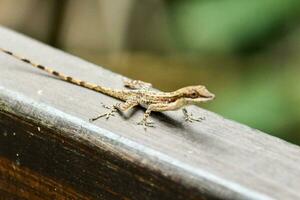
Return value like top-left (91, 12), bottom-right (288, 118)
top-left (201, 96), bottom-right (215, 101)
top-left (186, 93), bottom-right (215, 103)
top-left (186, 96), bottom-right (214, 103)
top-left (201, 93), bottom-right (215, 99)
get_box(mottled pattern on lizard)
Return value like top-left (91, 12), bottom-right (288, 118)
top-left (0, 47), bottom-right (215, 128)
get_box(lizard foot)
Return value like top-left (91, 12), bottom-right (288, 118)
top-left (182, 109), bottom-right (205, 123)
top-left (89, 104), bottom-right (117, 122)
top-left (137, 119), bottom-right (155, 129)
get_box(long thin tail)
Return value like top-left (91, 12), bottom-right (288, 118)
top-left (0, 47), bottom-right (127, 100)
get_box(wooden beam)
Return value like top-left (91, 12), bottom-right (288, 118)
top-left (0, 26), bottom-right (299, 200)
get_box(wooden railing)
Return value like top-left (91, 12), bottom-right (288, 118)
top-left (0, 26), bottom-right (300, 200)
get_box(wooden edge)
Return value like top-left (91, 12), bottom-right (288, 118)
top-left (0, 84), bottom-right (269, 200)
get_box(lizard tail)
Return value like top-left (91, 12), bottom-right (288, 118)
top-left (0, 47), bottom-right (123, 98)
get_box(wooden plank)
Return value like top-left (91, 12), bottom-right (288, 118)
top-left (0, 26), bottom-right (300, 200)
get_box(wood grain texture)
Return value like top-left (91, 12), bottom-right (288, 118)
top-left (0, 26), bottom-right (300, 200)
top-left (0, 157), bottom-right (92, 200)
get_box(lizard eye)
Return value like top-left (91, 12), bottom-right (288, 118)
top-left (190, 92), bottom-right (198, 98)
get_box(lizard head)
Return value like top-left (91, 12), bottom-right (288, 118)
top-left (177, 85), bottom-right (215, 104)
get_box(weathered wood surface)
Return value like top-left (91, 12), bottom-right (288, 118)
top-left (0, 26), bottom-right (300, 200)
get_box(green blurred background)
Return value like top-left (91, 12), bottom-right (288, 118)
top-left (1, 0), bottom-right (300, 144)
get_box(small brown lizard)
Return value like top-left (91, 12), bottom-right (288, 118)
top-left (0, 47), bottom-right (215, 128)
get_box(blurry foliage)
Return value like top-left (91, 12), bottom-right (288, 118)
top-left (165, 0), bottom-right (300, 144)
top-left (169, 0), bottom-right (300, 53)
top-left (212, 68), bottom-right (294, 136)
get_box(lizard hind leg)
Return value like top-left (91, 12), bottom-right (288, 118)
top-left (182, 108), bottom-right (205, 123)
top-left (123, 79), bottom-right (152, 90)
top-left (89, 103), bottom-right (117, 122)
top-left (89, 100), bottom-right (138, 122)
top-left (137, 109), bottom-right (155, 129)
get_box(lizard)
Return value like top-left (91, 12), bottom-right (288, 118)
top-left (0, 47), bottom-right (215, 128)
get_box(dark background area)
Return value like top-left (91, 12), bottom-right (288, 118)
top-left (1, 0), bottom-right (300, 145)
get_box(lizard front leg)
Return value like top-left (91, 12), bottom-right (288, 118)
top-left (137, 108), bottom-right (154, 128)
top-left (137, 101), bottom-right (183, 128)
top-left (148, 99), bottom-right (205, 123)
top-left (182, 108), bottom-right (205, 122)
top-left (90, 100), bottom-right (138, 122)
top-left (137, 99), bottom-right (204, 128)
top-left (137, 101), bottom-right (178, 128)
